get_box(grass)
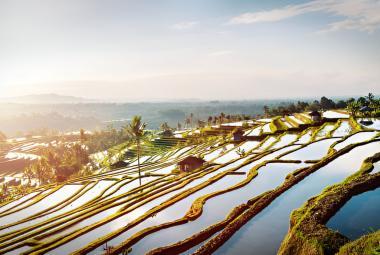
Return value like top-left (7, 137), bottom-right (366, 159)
top-left (337, 230), bottom-right (380, 255)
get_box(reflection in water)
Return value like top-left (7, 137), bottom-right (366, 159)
top-left (327, 188), bottom-right (380, 239)
top-left (130, 163), bottom-right (308, 254)
top-left (334, 132), bottom-right (377, 151)
top-left (281, 138), bottom-right (339, 161)
top-left (215, 142), bottom-right (379, 255)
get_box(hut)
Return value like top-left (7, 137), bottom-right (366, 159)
top-left (359, 106), bottom-right (373, 114)
top-left (158, 129), bottom-right (174, 138)
top-left (232, 128), bottom-right (244, 141)
top-left (309, 111), bottom-right (322, 122)
top-left (359, 106), bottom-right (374, 125)
top-left (177, 156), bottom-right (205, 172)
top-left (110, 160), bottom-right (129, 169)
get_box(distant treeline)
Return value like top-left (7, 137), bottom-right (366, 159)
top-left (263, 93), bottom-right (379, 117)
top-left (0, 95), bottom-right (377, 136)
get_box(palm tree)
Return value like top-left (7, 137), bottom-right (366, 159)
top-left (366, 93), bottom-right (375, 106)
top-left (190, 113), bottom-right (194, 128)
top-left (207, 116), bottom-right (213, 126)
top-left (124, 116), bottom-right (146, 185)
top-left (220, 112), bottom-right (225, 124)
top-left (185, 118), bottom-right (191, 129)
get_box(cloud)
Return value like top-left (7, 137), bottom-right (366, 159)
top-left (228, 0), bottom-right (380, 33)
top-left (171, 21), bottom-right (199, 30)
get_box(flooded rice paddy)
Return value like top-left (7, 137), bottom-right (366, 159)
top-left (0, 117), bottom-right (379, 255)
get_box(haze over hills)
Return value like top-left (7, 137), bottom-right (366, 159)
top-left (0, 93), bottom-right (97, 104)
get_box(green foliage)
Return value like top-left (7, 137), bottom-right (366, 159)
top-left (347, 101), bottom-right (360, 117)
top-left (236, 148), bottom-right (246, 157)
top-left (264, 93), bottom-right (379, 119)
top-left (84, 125), bottom-right (130, 154)
top-left (0, 183), bottom-right (33, 204)
top-left (25, 143), bottom-right (90, 184)
top-left (346, 93), bottom-right (380, 118)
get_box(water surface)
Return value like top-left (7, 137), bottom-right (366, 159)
top-left (327, 187), bottom-right (380, 239)
top-left (215, 142), bottom-right (379, 255)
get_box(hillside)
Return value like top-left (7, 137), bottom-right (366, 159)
top-left (0, 94), bottom-right (96, 104)
top-left (0, 110), bottom-right (378, 255)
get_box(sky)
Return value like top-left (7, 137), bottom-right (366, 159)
top-left (1, 0), bottom-right (379, 101)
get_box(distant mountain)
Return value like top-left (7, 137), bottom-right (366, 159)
top-left (0, 94), bottom-right (97, 104)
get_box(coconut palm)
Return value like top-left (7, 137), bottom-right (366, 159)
top-left (190, 113), bottom-right (194, 128)
top-left (185, 118), bottom-right (191, 129)
top-left (207, 116), bottom-right (213, 126)
top-left (220, 112), bottom-right (225, 124)
top-left (366, 93), bottom-right (375, 106)
top-left (124, 116), bottom-right (146, 185)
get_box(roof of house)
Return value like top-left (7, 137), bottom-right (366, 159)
top-left (360, 106), bottom-right (373, 112)
top-left (159, 129), bottom-right (174, 137)
top-left (233, 128), bottom-right (244, 135)
top-left (111, 160), bottom-right (129, 168)
top-left (309, 111), bottom-right (321, 117)
top-left (178, 156), bottom-right (206, 165)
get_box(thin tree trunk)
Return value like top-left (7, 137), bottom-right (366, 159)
top-left (137, 138), bottom-right (141, 186)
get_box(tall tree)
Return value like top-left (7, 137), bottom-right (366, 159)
top-left (124, 116), bottom-right (146, 185)
top-left (160, 122), bottom-right (171, 131)
top-left (190, 113), bottom-right (194, 128)
top-left (207, 116), bottom-right (213, 126)
top-left (366, 93), bottom-right (375, 106)
top-left (347, 101), bottom-right (360, 118)
top-left (320, 96), bottom-right (336, 110)
top-left (24, 165), bottom-right (35, 186)
top-left (35, 158), bottom-right (53, 185)
top-left (220, 112), bottom-right (225, 124)
top-left (357, 97), bottom-right (367, 106)
top-left (263, 105), bottom-right (270, 117)
top-left (185, 118), bottom-right (191, 129)
top-left (80, 128), bottom-right (87, 143)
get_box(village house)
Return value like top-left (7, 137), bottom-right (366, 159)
top-left (177, 156), bottom-right (206, 172)
top-left (158, 129), bottom-right (174, 138)
top-left (309, 111), bottom-right (322, 122)
top-left (232, 128), bottom-right (244, 142)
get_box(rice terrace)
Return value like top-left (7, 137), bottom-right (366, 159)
top-left (0, 101), bottom-right (379, 255)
